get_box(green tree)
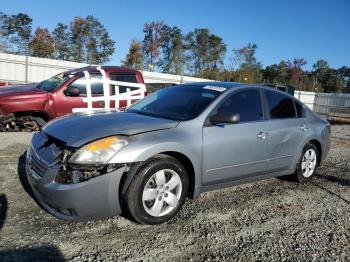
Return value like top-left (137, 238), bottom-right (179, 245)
top-left (320, 69), bottom-right (343, 93)
top-left (0, 12), bottom-right (32, 54)
top-left (122, 39), bottom-right (143, 70)
top-left (158, 25), bottom-right (186, 74)
top-left (277, 60), bottom-right (289, 84)
top-left (29, 27), bottom-right (55, 58)
top-left (52, 23), bottom-right (70, 60)
top-left (262, 64), bottom-right (280, 84)
top-left (70, 17), bottom-right (88, 63)
top-left (336, 66), bottom-right (350, 91)
top-left (70, 16), bottom-right (115, 64)
top-left (313, 59), bottom-right (330, 71)
top-left (186, 28), bottom-right (226, 77)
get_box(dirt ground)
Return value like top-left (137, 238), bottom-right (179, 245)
top-left (0, 125), bottom-right (349, 261)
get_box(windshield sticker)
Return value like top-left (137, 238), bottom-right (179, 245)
top-left (203, 85), bottom-right (226, 92)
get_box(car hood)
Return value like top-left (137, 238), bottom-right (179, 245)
top-left (43, 111), bottom-right (180, 147)
top-left (0, 83), bottom-right (46, 97)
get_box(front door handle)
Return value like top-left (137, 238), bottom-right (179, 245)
top-left (300, 124), bottom-right (308, 132)
top-left (257, 131), bottom-right (268, 140)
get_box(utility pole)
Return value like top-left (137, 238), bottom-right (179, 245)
top-left (25, 41), bottom-right (29, 83)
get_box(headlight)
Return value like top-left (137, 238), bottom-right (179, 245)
top-left (68, 136), bottom-right (128, 165)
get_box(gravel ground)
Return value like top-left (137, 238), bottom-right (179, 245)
top-left (0, 125), bottom-right (349, 261)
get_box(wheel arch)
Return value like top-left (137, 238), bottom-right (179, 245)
top-left (14, 110), bottom-right (51, 122)
top-left (308, 139), bottom-right (322, 166)
top-left (119, 150), bottom-right (199, 201)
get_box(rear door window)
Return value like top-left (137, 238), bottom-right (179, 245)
top-left (265, 90), bottom-right (296, 119)
top-left (216, 89), bottom-right (263, 122)
top-left (109, 73), bottom-right (138, 94)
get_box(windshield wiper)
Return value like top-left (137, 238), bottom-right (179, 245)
top-left (130, 110), bottom-right (180, 121)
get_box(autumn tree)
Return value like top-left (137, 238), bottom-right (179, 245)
top-left (232, 43), bottom-right (262, 83)
top-left (29, 27), bottom-right (55, 58)
top-left (122, 39), bottom-right (143, 70)
top-left (286, 58), bottom-right (307, 88)
top-left (142, 21), bottom-right (164, 71)
top-left (52, 23), bottom-right (70, 60)
top-left (0, 12), bottom-right (32, 54)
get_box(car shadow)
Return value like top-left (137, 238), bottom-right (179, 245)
top-left (0, 194), bottom-right (8, 230)
top-left (276, 174), bottom-right (297, 183)
top-left (2, 185), bottom-right (63, 260)
top-left (0, 246), bottom-right (66, 262)
top-left (315, 174), bottom-right (350, 187)
top-left (17, 151), bottom-right (35, 199)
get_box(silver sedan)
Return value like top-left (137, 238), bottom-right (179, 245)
top-left (26, 82), bottom-right (330, 224)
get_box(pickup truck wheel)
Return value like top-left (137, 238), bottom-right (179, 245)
top-left (125, 155), bottom-right (189, 225)
top-left (295, 143), bottom-right (319, 182)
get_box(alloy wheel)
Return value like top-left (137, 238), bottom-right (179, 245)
top-left (301, 149), bottom-right (317, 177)
top-left (142, 169), bottom-right (182, 217)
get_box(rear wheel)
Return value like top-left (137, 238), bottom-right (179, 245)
top-left (295, 143), bottom-right (319, 182)
top-left (125, 155), bottom-right (189, 225)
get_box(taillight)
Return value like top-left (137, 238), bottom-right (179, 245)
top-left (322, 119), bottom-right (331, 133)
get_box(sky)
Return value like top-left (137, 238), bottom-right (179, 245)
top-left (1, 0), bottom-right (350, 70)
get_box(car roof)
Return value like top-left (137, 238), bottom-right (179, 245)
top-left (189, 82), bottom-right (246, 88)
top-left (180, 81), bottom-right (297, 99)
top-left (67, 66), bottom-right (139, 75)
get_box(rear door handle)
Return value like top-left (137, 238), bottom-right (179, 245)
top-left (300, 124), bottom-right (308, 132)
top-left (257, 131), bottom-right (268, 140)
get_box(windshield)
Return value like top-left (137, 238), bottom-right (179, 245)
top-left (127, 84), bottom-right (225, 121)
top-left (36, 72), bottom-right (70, 92)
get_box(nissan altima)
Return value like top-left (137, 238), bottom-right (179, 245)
top-left (26, 82), bottom-right (330, 224)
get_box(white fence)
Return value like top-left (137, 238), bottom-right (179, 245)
top-left (294, 91), bottom-right (316, 110)
top-left (0, 52), bottom-right (212, 84)
top-left (295, 90), bottom-right (350, 114)
top-left (0, 52), bottom-right (88, 84)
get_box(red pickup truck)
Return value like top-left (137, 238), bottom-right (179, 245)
top-left (0, 66), bottom-right (145, 131)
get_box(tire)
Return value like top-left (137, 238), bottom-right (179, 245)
top-left (125, 155), bottom-right (189, 225)
top-left (295, 143), bottom-right (319, 182)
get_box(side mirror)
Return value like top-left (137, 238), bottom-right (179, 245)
top-left (64, 86), bottom-right (80, 97)
top-left (209, 112), bottom-right (240, 125)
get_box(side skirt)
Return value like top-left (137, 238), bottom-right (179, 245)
top-left (200, 169), bottom-right (294, 193)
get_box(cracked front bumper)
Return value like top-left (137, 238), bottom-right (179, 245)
top-left (26, 155), bottom-right (127, 221)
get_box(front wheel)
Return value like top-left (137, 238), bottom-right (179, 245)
top-left (125, 155), bottom-right (189, 225)
top-left (295, 143), bottom-right (319, 182)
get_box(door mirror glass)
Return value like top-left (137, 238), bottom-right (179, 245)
top-left (210, 112), bottom-right (240, 125)
top-left (64, 86), bottom-right (80, 97)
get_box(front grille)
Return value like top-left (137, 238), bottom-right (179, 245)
top-left (29, 147), bottom-right (49, 177)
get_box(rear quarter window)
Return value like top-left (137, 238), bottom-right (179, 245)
top-left (265, 90), bottom-right (296, 119)
top-left (295, 100), bottom-right (306, 118)
top-left (109, 73), bottom-right (138, 94)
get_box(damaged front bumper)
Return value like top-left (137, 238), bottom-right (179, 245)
top-left (26, 158), bottom-right (127, 221)
top-left (26, 133), bottom-right (128, 221)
